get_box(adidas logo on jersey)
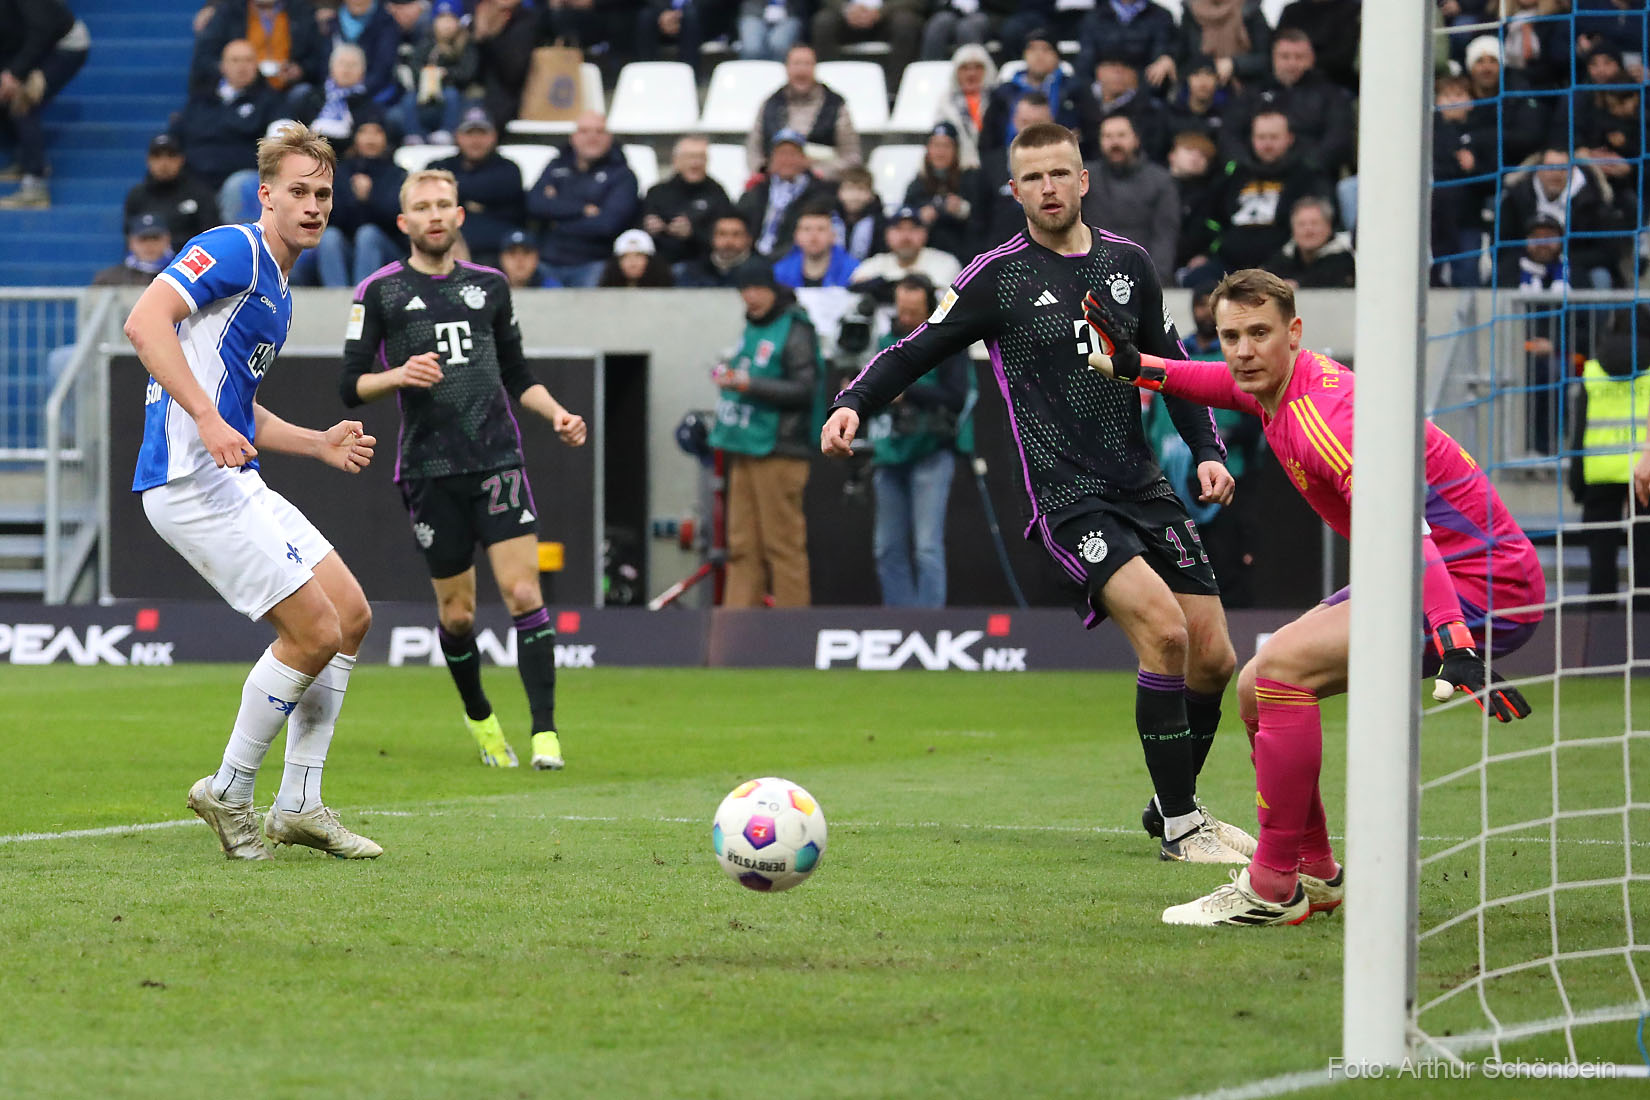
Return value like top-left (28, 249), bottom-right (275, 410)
top-left (405, 296), bottom-right (426, 311)
top-left (1033, 290), bottom-right (1059, 307)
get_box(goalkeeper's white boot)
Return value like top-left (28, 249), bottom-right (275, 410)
top-left (1299, 865), bottom-right (1344, 916)
top-left (1162, 868), bottom-right (1310, 927)
top-left (265, 804), bottom-right (383, 859)
top-left (1158, 818), bottom-right (1250, 864)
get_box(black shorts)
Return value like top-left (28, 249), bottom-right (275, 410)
top-left (1032, 496), bottom-right (1221, 627)
top-left (398, 466), bottom-right (539, 579)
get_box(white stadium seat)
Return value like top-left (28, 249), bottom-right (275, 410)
top-left (813, 61), bottom-right (888, 133)
top-left (498, 143), bottom-right (559, 189)
top-left (393, 144), bottom-right (456, 173)
top-left (887, 60), bottom-right (953, 134)
top-left (623, 144), bottom-right (660, 193)
top-left (504, 63), bottom-right (606, 137)
top-left (867, 144), bottom-right (924, 211)
top-left (707, 142), bottom-right (752, 199)
top-left (607, 61), bottom-right (700, 135)
top-left (698, 60), bottom-right (786, 131)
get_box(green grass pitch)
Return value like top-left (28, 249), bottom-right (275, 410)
top-left (0, 665), bottom-right (1644, 1099)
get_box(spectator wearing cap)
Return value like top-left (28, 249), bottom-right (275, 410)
top-left (1273, 0), bottom-right (1359, 91)
top-left (642, 134), bottom-right (735, 269)
top-left (980, 29), bottom-right (1099, 158)
top-left (1081, 114), bottom-right (1179, 281)
top-left (498, 227), bottom-right (564, 288)
top-left (1219, 27), bottom-right (1355, 178)
top-left (93, 213), bottom-right (175, 288)
top-left (431, 106), bottom-right (527, 261)
top-left (296, 43), bottom-right (374, 140)
top-left (675, 213), bottom-right (755, 288)
top-left (848, 206), bottom-right (963, 301)
top-left (811, 0), bottom-right (924, 77)
top-left (600, 227), bottom-right (676, 287)
top-left (296, 110), bottom-right (407, 287)
top-left (469, 0), bottom-right (537, 125)
top-left (736, 128), bottom-right (835, 257)
top-left (1166, 56), bottom-right (1229, 149)
top-left (920, 0), bottom-right (1017, 63)
top-left (124, 134), bottom-right (219, 252)
top-left (169, 38), bottom-right (280, 214)
top-left (902, 122), bottom-right (977, 262)
top-left (405, 0), bottom-right (480, 141)
top-left (1266, 194), bottom-right (1355, 288)
top-left (327, 0), bottom-right (407, 108)
top-left (934, 44), bottom-right (995, 170)
top-left (1460, 35), bottom-right (1551, 171)
top-left (192, 0), bottom-right (327, 100)
top-left (708, 259), bottom-right (823, 608)
top-left (745, 44), bottom-right (862, 180)
top-left (526, 110), bottom-right (640, 288)
top-left (1075, 0), bottom-right (1178, 95)
top-left (772, 205), bottom-right (858, 289)
top-left (1089, 44), bottom-right (1172, 164)
top-left (1176, 0), bottom-right (1271, 90)
top-left (734, 0), bottom-right (807, 61)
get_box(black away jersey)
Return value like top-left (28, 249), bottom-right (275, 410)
top-left (340, 260), bottom-right (537, 481)
top-left (833, 226), bottom-right (1226, 521)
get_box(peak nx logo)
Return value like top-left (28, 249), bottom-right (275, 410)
top-left (814, 629), bottom-right (1026, 671)
top-left (386, 627), bottom-right (595, 669)
top-left (0, 623), bottom-right (173, 666)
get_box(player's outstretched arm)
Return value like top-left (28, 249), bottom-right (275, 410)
top-left (518, 384), bottom-right (587, 446)
top-left (1082, 291), bottom-right (1258, 413)
top-left (251, 404), bottom-right (376, 472)
top-left (821, 407), bottom-right (860, 458)
top-left (124, 280), bottom-right (257, 469)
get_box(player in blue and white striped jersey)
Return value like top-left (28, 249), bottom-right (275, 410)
top-left (124, 123), bottom-right (382, 862)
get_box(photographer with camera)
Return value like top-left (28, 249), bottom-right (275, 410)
top-left (864, 275), bottom-right (972, 607)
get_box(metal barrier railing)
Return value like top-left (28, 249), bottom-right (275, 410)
top-left (43, 291), bottom-right (119, 604)
top-left (0, 287), bottom-right (83, 460)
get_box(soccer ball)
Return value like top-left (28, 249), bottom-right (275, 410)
top-left (711, 777), bottom-right (828, 892)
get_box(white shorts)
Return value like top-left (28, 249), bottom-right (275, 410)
top-left (142, 465), bottom-right (334, 621)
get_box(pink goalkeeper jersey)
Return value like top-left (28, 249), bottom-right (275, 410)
top-left (1157, 348), bottom-right (1545, 629)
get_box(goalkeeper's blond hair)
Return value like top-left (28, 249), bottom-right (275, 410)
top-left (1209, 268), bottom-right (1297, 323)
top-left (257, 123), bottom-right (336, 184)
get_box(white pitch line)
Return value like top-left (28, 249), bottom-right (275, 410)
top-left (0, 818), bottom-right (202, 845)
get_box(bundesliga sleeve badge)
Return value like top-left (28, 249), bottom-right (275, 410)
top-left (177, 245), bottom-right (216, 282)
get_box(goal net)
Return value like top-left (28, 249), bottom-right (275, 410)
top-left (1350, 2), bottom-right (1649, 1075)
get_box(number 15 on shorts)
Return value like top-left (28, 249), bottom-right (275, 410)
top-left (1165, 521), bottom-right (1207, 568)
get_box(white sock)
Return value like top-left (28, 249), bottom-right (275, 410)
top-left (275, 652), bottom-right (356, 813)
top-left (1157, 796), bottom-right (1205, 843)
top-left (212, 648), bottom-right (315, 804)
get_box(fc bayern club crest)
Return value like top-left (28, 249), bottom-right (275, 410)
top-left (1108, 273), bottom-right (1134, 305)
top-left (1078, 530), bottom-right (1108, 563)
top-left (461, 284), bottom-right (487, 309)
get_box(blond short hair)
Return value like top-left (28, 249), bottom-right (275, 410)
top-left (1209, 268), bottom-right (1298, 323)
top-left (399, 168), bottom-right (459, 210)
top-left (257, 122), bottom-right (336, 184)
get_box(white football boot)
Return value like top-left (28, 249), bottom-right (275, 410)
top-left (265, 804), bottom-right (383, 859)
top-left (1299, 865), bottom-right (1345, 916)
top-left (1162, 868), bottom-right (1310, 927)
top-left (1158, 818), bottom-right (1251, 864)
top-left (187, 776), bottom-right (272, 861)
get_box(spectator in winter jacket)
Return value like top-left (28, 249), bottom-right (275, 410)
top-left (811, 0), bottom-right (924, 78)
top-left (642, 135), bottom-right (735, 268)
top-left (498, 227), bottom-right (564, 288)
top-left (1211, 109), bottom-right (1333, 272)
top-left (737, 128), bottom-right (836, 256)
top-left (1089, 44), bottom-right (1171, 164)
top-left (526, 111), bottom-right (641, 287)
top-left (1081, 115), bottom-right (1180, 282)
top-left (980, 29), bottom-right (1098, 158)
top-left (124, 134), bottom-right (219, 252)
top-left (470, 0), bottom-right (538, 126)
top-left (1462, 35), bottom-right (1553, 172)
top-left (430, 106), bottom-right (527, 261)
top-left (902, 122), bottom-right (978, 263)
top-left (93, 213), bottom-right (174, 288)
top-left (746, 44), bottom-right (862, 178)
top-left (1176, 0), bottom-right (1271, 89)
top-left (599, 227), bottom-right (677, 287)
top-left (1220, 29), bottom-right (1355, 178)
top-left (170, 38), bottom-right (280, 191)
top-left (934, 44), bottom-right (994, 170)
top-left (406, 0), bottom-right (481, 140)
top-left (1497, 148), bottom-right (1624, 289)
top-left (774, 205), bottom-right (860, 289)
top-left (1266, 195), bottom-right (1355, 288)
top-left (848, 206), bottom-right (962, 302)
top-left (921, 0), bottom-right (1017, 63)
top-left (316, 111), bottom-right (407, 286)
top-left (1075, 0), bottom-right (1178, 95)
top-left (1169, 130), bottom-right (1222, 286)
top-left (1166, 55), bottom-right (1230, 150)
top-left (1273, 0), bottom-right (1359, 91)
top-left (675, 214), bottom-right (755, 288)
top-left (834, 164), bottom-right (887, 263)
top-left (192, 0), bottom-right (327, 97)
top-left (0, 0), bottom-right (87, 209)
top-left (298, 43), bottom-right (374, 140)
top-left (1431, 73), bottom-right (1494, 287)
top-left (328, 0), bottom-right (406, 107)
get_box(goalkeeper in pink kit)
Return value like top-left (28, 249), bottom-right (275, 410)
top-left (1086, 269), bottom-right (1544, 927)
